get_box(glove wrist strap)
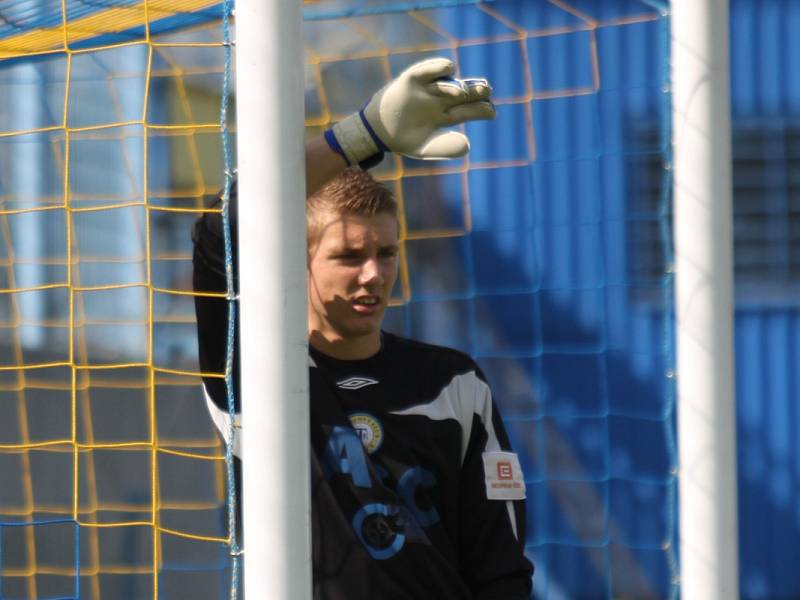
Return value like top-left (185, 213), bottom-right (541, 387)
top-left (357, 109), bottom-right (390, 153)
top-left (326, 111), bottom-right (385, 169)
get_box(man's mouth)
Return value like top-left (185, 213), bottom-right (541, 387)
top-left (352, 295), bottom-right (381, 312)
top-left (354, 296), bottom-right (379, 305)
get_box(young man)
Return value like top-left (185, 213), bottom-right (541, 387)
top-left (193, 58), bottom-right (533, 598)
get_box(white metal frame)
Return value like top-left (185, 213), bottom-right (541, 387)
top-left (235, 0), bottom-right (312, 597)
top-left (672, 1), bottom-right (739, 597)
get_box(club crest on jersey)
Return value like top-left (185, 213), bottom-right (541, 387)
top-left (349, 413), bottom-right (383, 454)
top-left (337, 376), bottom-right (379, 390)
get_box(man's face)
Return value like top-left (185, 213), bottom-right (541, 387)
top-left (307, 209), bottom-right (399, 349)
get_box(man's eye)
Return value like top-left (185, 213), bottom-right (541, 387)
top-left (379, 250), bottom-right (398, 258)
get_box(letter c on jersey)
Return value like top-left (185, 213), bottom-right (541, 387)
top-left (321, 425), bottom-right (371, 488)
top-left (397, 467), bottom-right (440, 527)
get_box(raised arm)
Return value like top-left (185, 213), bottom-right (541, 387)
top-left (307, 56), bottom-right (495, 196)
top-left (305, 135), bottom-right (348, 197)
top-left (194, 56), bottom-right (496, 405)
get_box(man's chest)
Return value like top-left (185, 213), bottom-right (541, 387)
top-left (309, 367), bottom-right (466, 520)
top-left (315, 378), bottom-right (459, 468)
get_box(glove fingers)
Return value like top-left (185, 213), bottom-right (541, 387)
top-left (418, 131), bottom-right (470, 159)
top-left (405, 57), bottom-right (456, 83)
top-left (445, 101), bottom-right (497, 125)
top-left (463, 78), bottom-right (493, 102)
top-left (425, 77), bottom-right (468, 100)
top-left (425, 77), bottom-right (493, 105)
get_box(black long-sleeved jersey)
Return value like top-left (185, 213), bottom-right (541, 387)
top-left (192, 193), bottom-right (533, 599)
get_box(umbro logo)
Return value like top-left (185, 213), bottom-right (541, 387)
top-left (336, 376), bottom-right (379, 390)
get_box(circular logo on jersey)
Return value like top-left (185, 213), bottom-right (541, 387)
top-left (352, 503), bottom-right (405, 560)
top-left (348, 413), bottom-right (383, 454)
top-left (362, 511), bottom-right (398, 549)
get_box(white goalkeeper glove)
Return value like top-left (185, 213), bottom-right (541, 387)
top-left (324, 57), bottom-right (495, 167)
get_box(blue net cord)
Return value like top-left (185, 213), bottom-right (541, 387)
top-left (219, 0), bottom-right (240, 596)
top-left (302, 0), bottom-right (482, 21)
top-left (639, 1), bottom-right (681, 596)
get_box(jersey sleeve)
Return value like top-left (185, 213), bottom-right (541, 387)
top-left (458, 368), bottom-right (533, 599)
top-left (191, 182), bottom-right (240, 413)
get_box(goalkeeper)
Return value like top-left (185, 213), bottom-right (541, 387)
top-left (193, 58), bottom-right (533, 598)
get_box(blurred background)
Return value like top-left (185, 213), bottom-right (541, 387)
top-left (0, 0), bottom-right (797, 598)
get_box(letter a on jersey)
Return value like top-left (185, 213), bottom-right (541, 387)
top-left (322, 426), bottom-right (371, 488)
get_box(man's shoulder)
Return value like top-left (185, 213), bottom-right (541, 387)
top-left (383, 332), bottom-right (483, 379)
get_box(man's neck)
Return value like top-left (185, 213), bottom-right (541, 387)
top-left (308, 330), bottom-right (382, 360)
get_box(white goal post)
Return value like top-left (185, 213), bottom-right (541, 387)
top-left (672, 0), bottom-right (739, 598)
top-left (235, 0), bottom-right (312, 598)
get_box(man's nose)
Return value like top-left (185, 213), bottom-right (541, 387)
top-left (359, 257), bottom-right (383, 286)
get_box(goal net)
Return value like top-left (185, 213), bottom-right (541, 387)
top-left (0, 1), bottom-right (675, 598)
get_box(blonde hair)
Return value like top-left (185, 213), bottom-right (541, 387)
top-left (307, 167), bottom-right (398, 249)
